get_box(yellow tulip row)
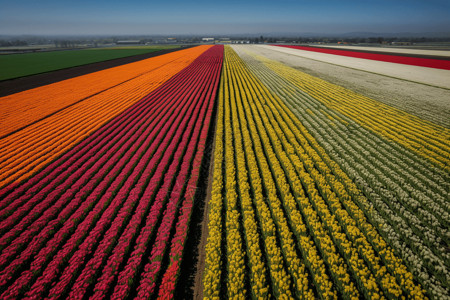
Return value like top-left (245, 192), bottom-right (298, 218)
top-left (236, 50), bottom-right (396, 298)
top-left (258, 56), bottom-right (450, 172)
top-left (228, 55), bottom-right (315, 299)
top-left (204, 46), bottom-right (428, 299)
top-left (224, 65), bottom-right (266, 298)
top-left (224, 85), bottom-right (247, 299)
top-left (231, 52), bottom-right (365, 299)
top-left (204, 46), bottom-right (319, 298)
top-left (235, 93), bottom-right (297, 297)
top-left (202, 71), bottom-right (224, 299)
top-left (204, 49), bottom-right (295, 299)
top-left (229, 46), bottom-right (359, 298)
top-left (244, 51), bottom-right (427, 298)
top-left (243, 46), bottom-right (430, 298)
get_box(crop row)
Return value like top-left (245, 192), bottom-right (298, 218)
top-left (271, 47), bottom-right (450, 173)
top-left (235, 46), bottom-right (449, 299)
top-left (276, 45), bottom-right (450, 70)
top-left (1, 43), bottom-right (446, 299)
top-left (0, 45), bottom-right (223, 299)
top-left (203, 45), bottom-right (427, 299)
top-left (0, 46), bottom-right (212, 188)
top-left (0, 46), bottom-right (209, 137)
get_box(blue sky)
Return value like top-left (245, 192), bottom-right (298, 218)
top-left (1, 0), bottom-right (449, 35)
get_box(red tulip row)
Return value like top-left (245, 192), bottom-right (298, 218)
top-left (139, 54), bottom-right (221, 300)
top-left (89, 49), bottom-right (221, 300)
top-left (155, 54), bottom-right (220, 300)
top-left (0, 51), bottom-right (200, 281)
top-left (0, 45), bottom-right (223, 299)
top-left (275, 44), bottom-right (450, 70)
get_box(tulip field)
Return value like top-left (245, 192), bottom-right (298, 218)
top-left (0, 45), bottom-right (222, 299)
top-left (203, 46), bottom-right (449, 299)
top-left (0, 44), bottom-right (449, 299)
top-left (276, 44), bottom-right (450, 70)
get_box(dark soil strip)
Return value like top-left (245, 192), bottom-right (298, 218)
top-left (175, 89), bottom-right (218, 300)
top-left (193, 133), bottom-right (215, 300)
top-left (0, 46), bottom-right (194, 97)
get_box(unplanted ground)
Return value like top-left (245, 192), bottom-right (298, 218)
top-left (237, 45), bottom-right (450, 128)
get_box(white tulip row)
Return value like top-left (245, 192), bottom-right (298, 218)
top-left (234, 48), bottom-right (450, 300)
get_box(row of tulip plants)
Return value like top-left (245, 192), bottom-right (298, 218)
top-left (1, 43), bottom-right (446, 299)
top-left (232, 45), bottom-right (449, 299)
top-left (0, 45), bottom-right (211, 188)
top-left (203, 45), bottom-right (433, 299)
top-left (0, 45), bottom-right (223, 299)
top-left (275, 45), bottom-right (450, 70)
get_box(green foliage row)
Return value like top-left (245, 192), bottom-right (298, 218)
top-left (0, 46), bottom-right (179, 81)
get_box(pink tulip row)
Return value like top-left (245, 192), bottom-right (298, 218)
top-left (155, 53), bottom-right (222, 300)
top-left (0, 63), bottom-right (188, 291)
top-left (0, 45), bottom-right (223, 299)
top-left (0, 65), bottom-right (194, 299)
top-left (111, 47), bottom-right (223, 300)
top-left (135, 51), bottom-right (222, 299)
top-left (25, 63), bottom-right (204, 299)
top-left (65, 50), bottom-right (220, 300)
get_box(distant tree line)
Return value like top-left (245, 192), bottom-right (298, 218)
top-left (1, 35), bottom-right (449, 48)
top-left (0, 40), bottom-right (28, 47)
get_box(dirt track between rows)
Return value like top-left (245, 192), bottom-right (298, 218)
top-left (0, 46), bottom-right (192, 97)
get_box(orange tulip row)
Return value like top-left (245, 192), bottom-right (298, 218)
top-left (0, 46), bottom-right (209, 137)
top-left (0, 46), bottom-right (212, 187)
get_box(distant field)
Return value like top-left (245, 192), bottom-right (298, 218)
top-left (94, 45), bottom-right (181, 50)
top-left (0, 46), bottom-right (179, 81)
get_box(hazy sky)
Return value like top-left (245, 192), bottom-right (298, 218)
top-left (1, 0), bottom-right (449, 35)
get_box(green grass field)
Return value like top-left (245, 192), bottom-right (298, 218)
top-left (0, 46), bottom-right (179, 81)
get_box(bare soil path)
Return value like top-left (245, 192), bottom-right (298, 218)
top-left (193, 128), bottom-right (216, 300)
